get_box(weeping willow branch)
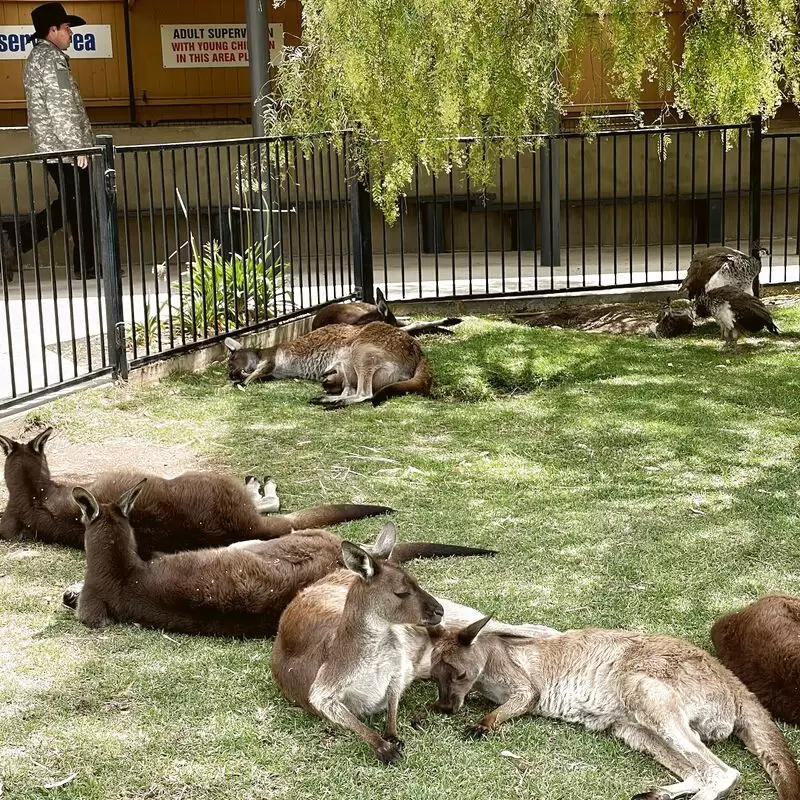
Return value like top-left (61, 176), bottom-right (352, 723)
top-left (269, 0), bottom-right (799, 220)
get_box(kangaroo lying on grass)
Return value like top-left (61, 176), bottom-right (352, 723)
top-left (0, 428), bottom-right (390, 558)
top-left (429, 618), bottom-right (800, 800)
top-left (311, 287), bottom-right (461, 336)
top-left (65, 483), bottom-right (496, 637)
top-left (272, 522), bottom-right (559, 763)
top-left (226, 322), bottom-right (433, 408)
top-left (711, 595), bottom-right (800, 726)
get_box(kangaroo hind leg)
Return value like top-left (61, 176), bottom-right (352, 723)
top-left (622, 678), bottom-right (740, 800)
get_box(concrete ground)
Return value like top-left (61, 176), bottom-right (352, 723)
top-left (1, 239), bottom-right (798, 412)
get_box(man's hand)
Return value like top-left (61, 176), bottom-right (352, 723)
top-left (76, 155), bottom-right (89, 169)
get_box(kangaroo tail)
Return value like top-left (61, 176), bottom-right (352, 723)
top-left (390, 542), bottom-right (496, 562)
top-left (371, 358), bottom-right (434, 406)
top-left (260, 504), bottom-right (393, 536)
top-left (400, 318), bottom-right (462, 336)
top-left (735, 689), bottom-right (800, 800)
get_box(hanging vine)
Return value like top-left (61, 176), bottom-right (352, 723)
top-left (269, 0), bottom-right (799, 220)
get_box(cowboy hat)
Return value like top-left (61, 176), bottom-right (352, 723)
top-left (31, 3), bottom-right (86, 39)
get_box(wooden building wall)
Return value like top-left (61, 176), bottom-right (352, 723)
top-left (0, 0), bottom-right (301, 127)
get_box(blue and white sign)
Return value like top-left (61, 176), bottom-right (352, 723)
top-left (0, 25), bottom-right (114, 60)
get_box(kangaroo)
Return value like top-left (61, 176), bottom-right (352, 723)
top-left (311, 287), bottom-right (461, 336)
top-left (272, 523), bottom-right (443, 763)
top-left (226, 321), bottom-right (433, 408)
top-left (66, 484), bottom-right (495, 637)
top-left (711, 595), bottom-right (800, 726)
top-left (0, 427), bottom-right (391, 558)
top-left (271, 523), bottom-right (558, 764)
top-left (429, 618), bottom-right (800, 800)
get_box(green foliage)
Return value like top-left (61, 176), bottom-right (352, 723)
top-left (174, 239), bottom-right (290, 338)
top-left (676, 0), bottom-right (797, 124)
top-left (269, 0), bottom-right (799, 219)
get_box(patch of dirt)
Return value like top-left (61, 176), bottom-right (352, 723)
top-left (513, 286), bottom-right (800, 335)
top-left (0, 421), bottom-right (205, 508)
top-left (513, 303), bottom-right (660, 335)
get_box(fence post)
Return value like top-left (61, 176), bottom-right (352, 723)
top-left (95, 134), bottom-right (128, 381)
top-left (349, 162), bottom-right (374, 304)
top-left (748, 114), bottom-right (762, 252)
top-left (539, 133), bottom-right (561, 267)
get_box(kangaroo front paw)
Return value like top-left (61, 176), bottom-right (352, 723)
top-left (375, 738), bottom-right (405, 764)
top-left (465, 722), bottom-right (492, 739)
top-left (62, 581), bottom-right (84, 610)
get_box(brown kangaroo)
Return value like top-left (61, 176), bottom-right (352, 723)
top-left (311, 287), bottom-right (461, 336)
top-left (271, 523), bottom-right (558, 764)
top-left (0, 427), bottom-right (391, 558)
top-left (66, 484), bottom-right (494, 637)
top-left (430, 618), bottom-right (800, 800)
top-left (271, 522), bottom-right (443, 763)
top-left (711, 595), bottom-right (800, 726)
top-left (226, 321), bottom-right (433, 408)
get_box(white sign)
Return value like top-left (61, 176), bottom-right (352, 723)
top-left (160, 24), bottom-right (283, 69)
top-left (0, 25), bottom-right (114, 59)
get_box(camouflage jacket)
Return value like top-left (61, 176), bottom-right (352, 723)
top-left (23, 39), bottom-right (94, 155)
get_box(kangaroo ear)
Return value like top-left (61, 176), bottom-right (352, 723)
top-left (457, 615), bottom-right (493, 646)
top-left (341, 540), bottom-right (379, 582)
top-left (371, 522), bottom-right (397, 560)
top-left (0, 434), bottom-right (16, 456)
top-left (224, 337), bottom-right (242, 352)
top-left (30, 427), bottom-right (54, 454)
top-left (72, 486), bottom-right (100, 524)
top-left (375, 287), bottom-right (398, 326)
top-left (118, 478), bottom-right (146, 517)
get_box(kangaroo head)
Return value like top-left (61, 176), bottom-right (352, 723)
top-left (224, 337), bottom-right (272, 385)
top-left (72, 479), bottom-right (146, 551)
top-left (0, 427), bottom-right (53, 489)
top-left (429, 615), bottom-right (493, 714)
top-left (341, 522), bottom-right (444, 627)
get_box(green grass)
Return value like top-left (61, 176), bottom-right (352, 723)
top-left (2, 310), bottom-right (800, 799)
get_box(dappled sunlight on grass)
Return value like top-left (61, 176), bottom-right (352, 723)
top-left (3, 308), bottom-right (800, 798)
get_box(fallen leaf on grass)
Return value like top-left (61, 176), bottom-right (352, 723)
top-left (43, 773), bottom-right (77, 790)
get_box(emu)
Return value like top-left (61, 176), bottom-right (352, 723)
top-left (271, 523), bottom-right (560, 763)
top-left (711, 595), bottom-right (800, 726)
top-left (227, 322), bottom-right (433, 408)
top-left (66, 484), bottom-right (495, 637)
top-left (0, 427), bottom-right (391, 558)
top-left (429, 618), bottom-right (800, 800)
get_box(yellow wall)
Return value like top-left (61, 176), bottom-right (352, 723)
top-left (0, 0), bottom-right (302, 126)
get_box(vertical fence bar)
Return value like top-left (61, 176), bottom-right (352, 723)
top-left (749, 115), bottom-right (763, 276)
top-left (96, 135), bottom-right (128, 380)
top-left (350, 169), bottom-right (374, 304)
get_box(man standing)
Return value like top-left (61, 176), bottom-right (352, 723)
top-left (7, 2), bottom-right (97, 280)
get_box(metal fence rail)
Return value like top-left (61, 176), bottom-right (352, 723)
top-left (0, 118), bottom-right (798, 414)
top-left (372, 120), bottom-right (797, 302)
top-left (0, 143), bottom-right (112, 411)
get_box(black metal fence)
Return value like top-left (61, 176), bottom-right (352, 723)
top-left (0, 117), bottom-right (798, 414)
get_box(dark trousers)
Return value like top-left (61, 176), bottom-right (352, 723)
top-left (1, 162), bottom-right (96, 280)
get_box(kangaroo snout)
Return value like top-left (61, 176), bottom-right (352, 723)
top-left (424, 597), bottom-right (444, 627)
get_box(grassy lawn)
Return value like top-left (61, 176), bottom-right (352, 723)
top-left (2, 308), bottom-right (800, 799)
